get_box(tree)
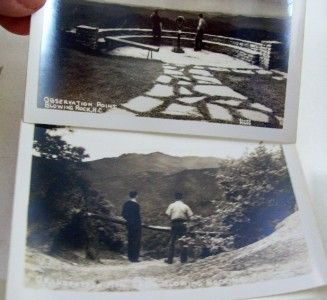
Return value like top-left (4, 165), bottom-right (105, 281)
top-left (181, 145), bottom-right (296, 258)
top-left (33, 126), bottom-right (89, 162)
top-left (28, 125), bottom-right (121, 259)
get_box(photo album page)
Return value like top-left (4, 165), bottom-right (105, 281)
top-left (5, 0), bottom-right (327, 300)
top-left (23, 0), bottom-right (305, 142)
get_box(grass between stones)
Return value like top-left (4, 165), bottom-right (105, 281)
top-left (214, 71), bottom-right (286, 117)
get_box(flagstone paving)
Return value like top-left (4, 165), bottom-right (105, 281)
top-left (164, 69), bottom-right (184, 76)
top-left (213, 99), bottom-right (243, 107)
top-left (198, 81), bottom-right (214, 85)
top-left (257, 70), bottom-right (273, 75)
top-left (194, 85), bottom-right (247, 99)
top-left (177, 96), bottom-right (206, 104)
top-left (250, 103), bottom-right (273, 113)
top-left (122, 96), bottom-right (163, 112)
top-left (209, 67), bottom-right (230, 72)
top-left (276, 116), bottom-right (284, 126)
top-left (207, 104), bottom-right (233, 121)
top-left (163, 66), bottom-right (178, 70)
top-left (162, 103), bottom-right (201, 117)
top-left (238, 109), bottom-right (270, 123)
top-left (272, 76), bottom-right (284, 81)
top-left (192, 75), bottom-right (221, 84)
top-left (179, 87), bottom-right (193, 95)
top-left (112, 63), bottom-right (284, 128)
top-left (189, 69), bottom-right (213, 77)
top-left (177, 80), bottom-right (192, 86)
top-left (172, 75), bottom-right (191, 81)
top-left (232, 69), bottom-right (255, 74)
top-left (146, 84), bottom-right (174, 97)
top-left (156, 75), bottom-right (172, 84)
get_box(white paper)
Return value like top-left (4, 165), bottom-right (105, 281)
top-left (6, 123), bottom-right (327, 300)
top-left (23, 0), bottom-right (306, 143)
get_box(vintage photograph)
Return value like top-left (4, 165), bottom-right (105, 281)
top-left (37, 0), bottom-right (294, 129)
top-left (24, 125), bottom-right (313, 293)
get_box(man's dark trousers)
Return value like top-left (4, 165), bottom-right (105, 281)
top-left (122, 200), bottom-right (142, 262)
top-left (195, 29), bottom-right (204, 51)
top-left (167, 219), bottom-right (188, 264)
top-left (127, 226), bottom-right (141, 262)
top-left (152, 27), bottom-right (161, 44)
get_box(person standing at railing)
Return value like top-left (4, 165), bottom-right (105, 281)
top-left (194, 13), bottom-right (206, 51)
top-left (122, 191), bottom-right (142, 262)
top-left (165, 192), bottom-right (194, 264)
top-left (150, 9), bottom-right (162, 45)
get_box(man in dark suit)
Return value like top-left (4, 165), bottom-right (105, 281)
top-left (150, 9), bottom-right (162, 44)
top-left (122, 191), bottom-right (142, 262)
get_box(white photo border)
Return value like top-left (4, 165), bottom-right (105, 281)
top-left (6, 123), bottom-right (327, 300)
top-left (23, 0), bottom-right (306, 143)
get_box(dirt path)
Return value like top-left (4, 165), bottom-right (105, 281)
top-left (25, 213), bottom-right (311, 292)
top-left (26, 249), bottom-right (177, 291)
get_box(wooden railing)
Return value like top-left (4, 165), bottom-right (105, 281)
top-left (87, 212), bottom-right (220, 236)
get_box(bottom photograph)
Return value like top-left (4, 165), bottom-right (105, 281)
top-left (6, 124), bottom-right (327, 300)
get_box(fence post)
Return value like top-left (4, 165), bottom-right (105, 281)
top-left (260, 41), bottom-right (282, 70)
top-left (76, 25), bottom-right (99, 51)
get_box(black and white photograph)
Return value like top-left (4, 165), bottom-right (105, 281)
top-left (23, 0), bottom-right (305, 142)
top-left (4, 123), bottom-right (324, 300)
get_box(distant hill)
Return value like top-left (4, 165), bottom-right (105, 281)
top-left (58, 1), bottom-right (290, 43)
top-left (30, 153), bottom-right (224, 257)
top-left (29, 148), bottom-right (296, 256)
top-left (86, 152), bottom-right (223, 176)
top-left (82, 152), bottom-right (224, 223)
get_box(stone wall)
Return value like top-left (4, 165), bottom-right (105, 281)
top-left (205, 34), bottom-right (262, 53)
top-left (75, 25), bottom-right (99, 50)
top-left (260, 41), bottom-right (284, 69)
top-left (67, 26), bottom-right (282, 69)
top-left (205, 42), bottom-right (260, 65)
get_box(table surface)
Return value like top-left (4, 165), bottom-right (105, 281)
top-left (0, 0), bottom-right (326, 298)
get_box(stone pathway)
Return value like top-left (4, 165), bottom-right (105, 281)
top-left (113, 63), bottom-right (286, 127)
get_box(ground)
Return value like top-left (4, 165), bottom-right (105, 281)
top-left (40, 46), bottom-right (287, 128)
top-left (25, 212), bottom-right (311, 292)
top-left (108, 46), bottom-right (286, 128)
top-left (39, 48), bottom-right (163, 107)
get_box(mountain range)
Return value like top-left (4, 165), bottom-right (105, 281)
top-left (59, 1), bottom-right (290, 42)
top-left (82, 152), bottom-right (224, 223)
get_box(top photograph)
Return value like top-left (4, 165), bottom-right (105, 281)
top-left (24, 0), bottom-right (305, 142)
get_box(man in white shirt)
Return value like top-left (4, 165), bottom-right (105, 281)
top-left (165, 192), bottom-right (193, 264)
top-left (194, 13), bottom-right (206, 51)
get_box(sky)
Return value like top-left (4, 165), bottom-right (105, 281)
top-left (47, 127), bottom-right (279, 161)
top-left (89, 0), bottom-right (293, 18)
